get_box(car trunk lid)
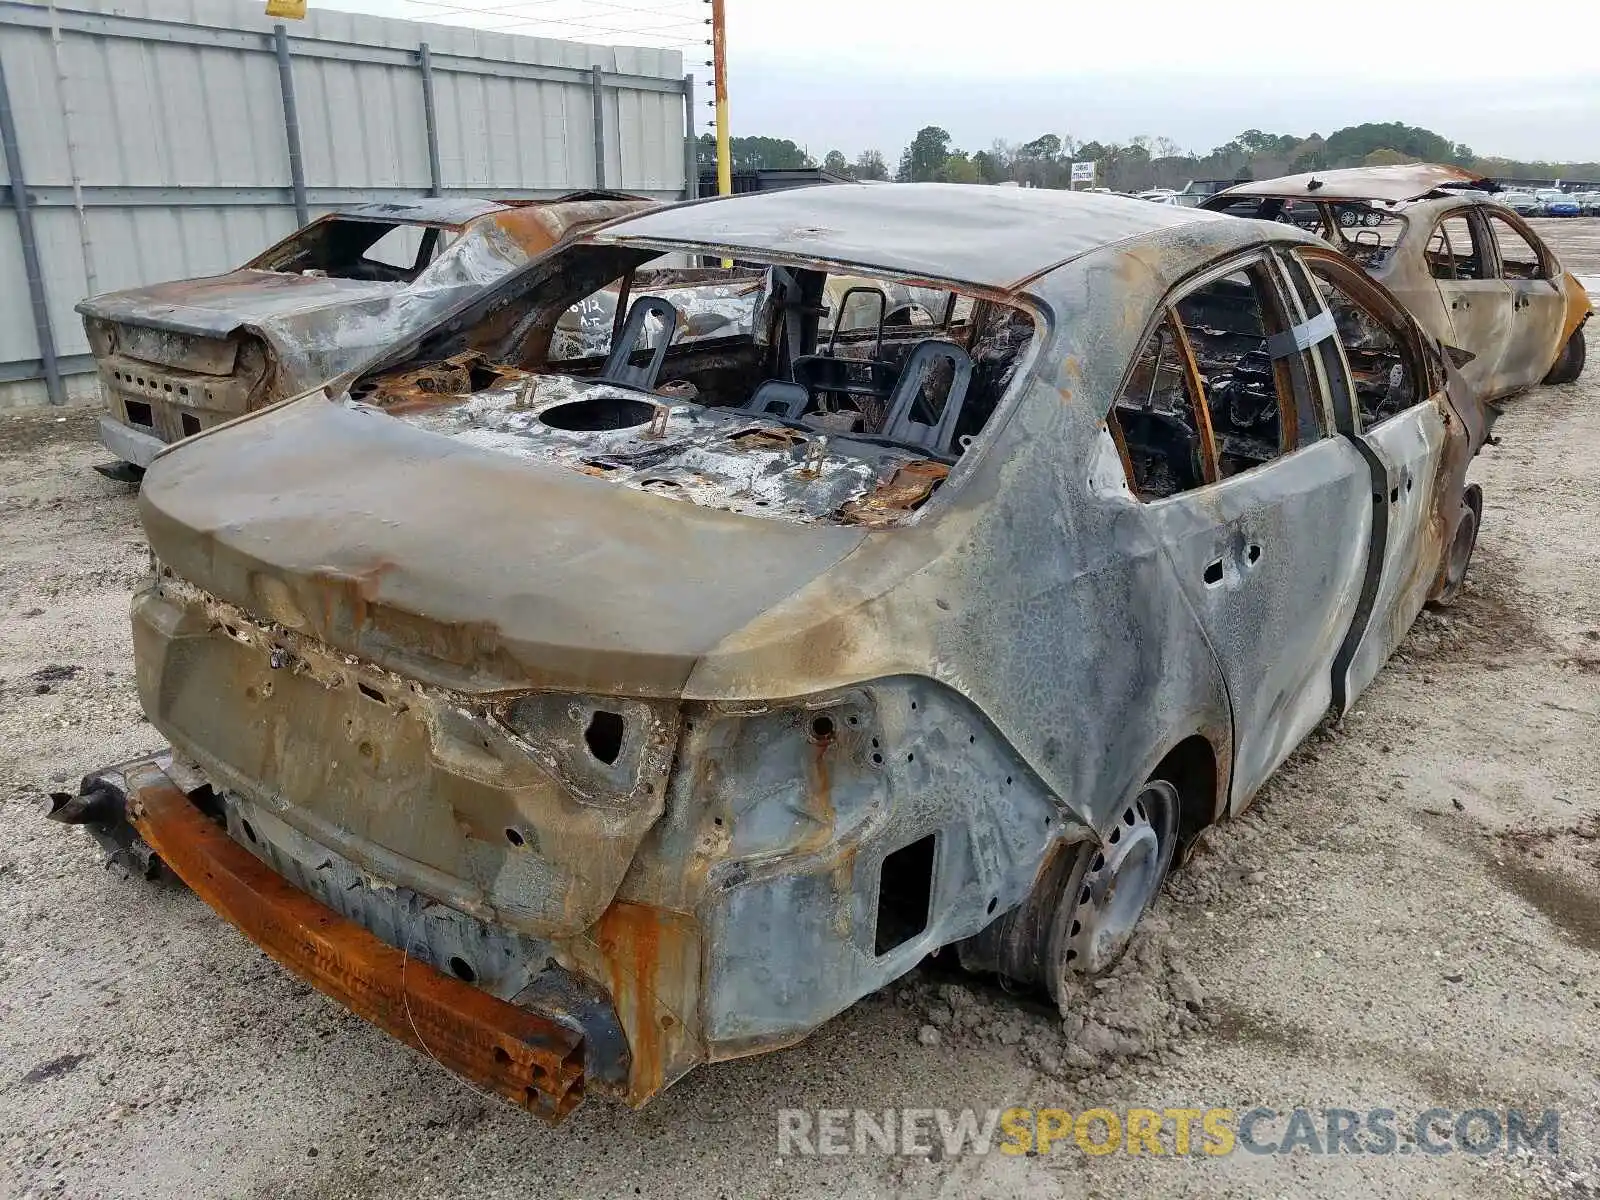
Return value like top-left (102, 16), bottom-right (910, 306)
top-left (138, 396), bottom-right (870, 698)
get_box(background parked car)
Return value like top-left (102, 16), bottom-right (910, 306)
top-left (1537, 189), bottom-right (1582, 217)
top-left (77, 192), bottom-right (653, 475)
top-left (1203, 165), bottom-right (1591, 400)
top-left (1501, 191), bottom-right (1544, 216)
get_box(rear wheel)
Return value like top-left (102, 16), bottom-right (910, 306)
top-left (1428, 488), bottom-right (1481, 609)
top-left (1044, 781), bottom-right (1179, 1006)
top-left (1543, 325), bottom-right (1587, 385)
top-left (955, 778), bottom-right (1181, 1005)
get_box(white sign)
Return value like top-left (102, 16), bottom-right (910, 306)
top-left (1069, 160), bottom-right (1096, 184)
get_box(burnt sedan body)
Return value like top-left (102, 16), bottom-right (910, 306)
top-left (1203, 165), bottom-right (1591, 400)
top-left (77, 193), bottom-right (652, 472)
top-left (58, 184), bottom-right (1491, 1119)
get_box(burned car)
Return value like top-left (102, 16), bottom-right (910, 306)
top-left (77, 192), bottom-right (653, 474)
top-left (1203, 164), bottom-right (1591, 398)
top-left (57, 184), bottom-right (1492, 1119)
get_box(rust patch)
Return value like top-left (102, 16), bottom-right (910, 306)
top-left (594, 901), bottom-right (693, 1104)
top-left (728, 426), bottom-right (806, 452)
top-left (839, 460), bottom-right (950, 527)
top-left (127, 781), bottom-right (587, 1120)
top-left (360, 351), bottom-right (527, 413)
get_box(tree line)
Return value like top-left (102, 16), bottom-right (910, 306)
top-left (698, 125), bottom-right (1600, 191)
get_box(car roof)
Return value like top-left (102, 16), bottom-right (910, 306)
top-left (330, 197), bottom-right (518, 226)
top-left (1212, 164), bottom-right (1490, 204)
top-left (584, 182), bottom-right (1232, 292)
top-left (327, 192), bottom-right (645, 229)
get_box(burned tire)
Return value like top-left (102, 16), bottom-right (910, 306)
top-left (1043, 780), bottom-right (1180, 1007)
top-left (954, 778), bottom-right (1180, 1003)
top-left (1543, 325), bottom-right (1586, 385)
top-left (1428, 489), bottom-right (1481, 609)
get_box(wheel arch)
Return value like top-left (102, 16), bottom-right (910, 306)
top-left (1149, 732), bottom-right (1224, 848)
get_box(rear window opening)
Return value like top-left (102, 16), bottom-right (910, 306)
top-left (1213, 197), bottom-right (1406, 273)
top-left (250, 218), bottom-right (445, 284)
top-left (344, 243), bottom-right (1039, 528)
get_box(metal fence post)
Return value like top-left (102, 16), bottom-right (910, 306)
top-left (682, 73), bottom-right (696, 200)
top-left (418, 43), bottom-right (443, 197)
top-left (590, 65), bottom-right (606, 189)
top-left (0, 50), bottom-right (64, 405)
top-left (274, 24), bottom-right (309, 226)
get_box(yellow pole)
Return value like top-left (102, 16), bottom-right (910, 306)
top-left (711, 0), bottom-right (730, 197)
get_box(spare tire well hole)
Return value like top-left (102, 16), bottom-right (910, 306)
top-left (584, 710), bottom-right (625, 765)
top-left (539, 396), bottom-right (657, 432)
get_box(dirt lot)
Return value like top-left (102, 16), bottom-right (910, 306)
top-left (2, 224), bottom-right (1598, 1200)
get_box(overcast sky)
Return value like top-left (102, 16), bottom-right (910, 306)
top-left (329, 0), bottom-right (1600, 162)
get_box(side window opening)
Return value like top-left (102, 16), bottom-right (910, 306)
top-left (1485, 213), bottom-right (1546, 281)
top-left (1172, 266), bottom-right (1305, 481)
top-left (1108, 312), bottom-right (1210, 500)
top-left (1109, 260), bottom-right (1327, 501)
top-left (1300, 255), bottom-right (1423, 427)
top-left (1425, 215), bottom-right (1484, 281)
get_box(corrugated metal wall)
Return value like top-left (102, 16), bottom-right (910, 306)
top-left (0, 0), bottom-right (692, 405)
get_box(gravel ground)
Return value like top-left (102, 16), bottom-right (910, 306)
top-left (2, 229), bottom-right (1599, 1199)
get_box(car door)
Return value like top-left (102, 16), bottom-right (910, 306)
top-left (1106, 251), bottom-right (1373, 809)
top-left (1279, 248), bottom-right (1462, 712)
top-left (1482, 208), bottom-right (1568, 390)
top-left (1422, 208), bottom-right (1513, 395)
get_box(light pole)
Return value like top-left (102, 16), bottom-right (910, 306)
top-left (710, 0), bottom-right (730, 196)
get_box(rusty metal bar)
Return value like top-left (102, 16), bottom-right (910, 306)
top-left (418, 42), bottom-right (443, 198)
top-left (273, 24), bottom-right (310, 227)
top-left (0, 49), bottom-right (64, 405)
top-left (590, 64), bottom-right (606, 190)
top-left (127, 781), bottom-right (587, 1120)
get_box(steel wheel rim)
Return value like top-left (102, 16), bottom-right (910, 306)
top-left (1059, 781), bottom-right (1179, 978)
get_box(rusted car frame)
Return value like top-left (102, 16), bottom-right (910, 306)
top-left (57, 184), bottom-right (1491, 1117)
top-left (1202, 165), bottom-right (1591, 400)
top-left (77, 193), bottom-right (654, 472)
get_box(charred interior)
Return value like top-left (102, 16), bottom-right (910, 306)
top-left (344, 244), bottom-right (1037, 526)
top-left (1112, 266), bottom-right (1298, 499)
top-left (1110, 256), bottom-right (1420, 501)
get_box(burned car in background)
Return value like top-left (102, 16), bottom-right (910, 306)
top-left (1203, 165), bottom-right (1592, 397)
top-left (77, 193), bottom-right (653, 474)
top-left (56, 184), bottom-right (1491, 1119)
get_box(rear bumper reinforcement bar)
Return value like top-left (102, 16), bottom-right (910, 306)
top-left (74, 761), bottom-right (589, 1120)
